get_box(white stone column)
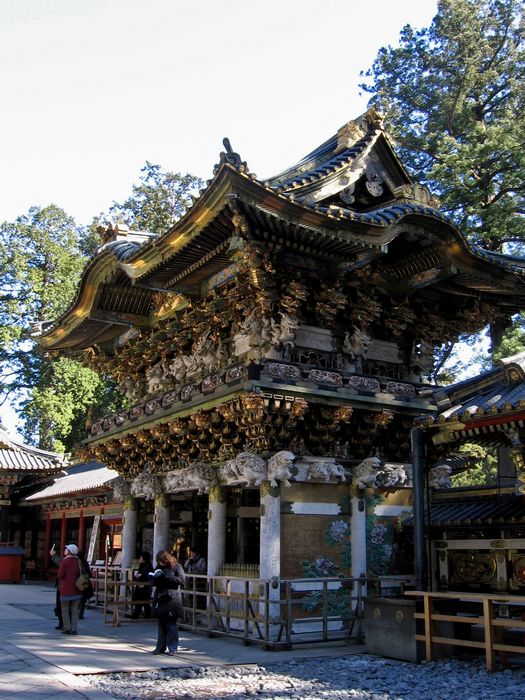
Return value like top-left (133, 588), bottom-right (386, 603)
top-left (153, 493), bottom-right (170, 557)
top-left (120, 497), bottom-right (138, 571)
top-left (207, 485), bottom-right (227, 576)
top-left (260, 481), bottom-right (281, 619)
top-left (351, 490), bottom-right (367, 596)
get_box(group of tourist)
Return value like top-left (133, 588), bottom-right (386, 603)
top-left (51, 542), bottom-right (206, 655)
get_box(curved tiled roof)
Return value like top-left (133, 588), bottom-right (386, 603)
top-left (0, 430), bottom-right (67, 471)
top-left (98, 239), bottom-right (145, 261)
top-left (35, 111), bottom-right (525, 352)
top-left (269, 130), bottom-right (379, 191)
top-left (25, 462), bottom-right (118, 500)
top-left (428, 495), bottom-right (525, 527)
top-left (422, 351), bottom-right (525, 427)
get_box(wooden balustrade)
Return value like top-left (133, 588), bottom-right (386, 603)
top-left (405, 590), bottom-right (525, 671)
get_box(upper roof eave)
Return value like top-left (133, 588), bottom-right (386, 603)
top-left (267, 108), bottom-right (413, 194)
top-left (35, 134), bottom-right (525, 351)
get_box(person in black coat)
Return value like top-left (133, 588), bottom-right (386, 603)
top-left (50, 544), bottom-right (63, 629)
top-left (131, 551), bottom-right (153, 619)
top-left (77, 550), bottom-right (93, 619)
top-left (150, 550), bottom-right (185, 655)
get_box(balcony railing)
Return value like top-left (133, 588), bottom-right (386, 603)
top-left (405, 590), bottom-right (525, 671)
top-left (94, 569), bottom-right (411, 649)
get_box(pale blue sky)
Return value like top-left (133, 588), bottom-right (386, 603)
top-left (0, 0), bottom-right (439, 437)
top-left (1, 0), bottom-right (438, 225)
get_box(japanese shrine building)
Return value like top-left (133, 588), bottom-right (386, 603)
top-left (35, 108), bottom-right (525, 586)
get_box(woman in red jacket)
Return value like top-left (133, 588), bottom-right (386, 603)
top-left (57, 544), bottom-right (82, 635)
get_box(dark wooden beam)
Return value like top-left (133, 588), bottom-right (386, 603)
top-left (88, 310), bottom-right (151, 329)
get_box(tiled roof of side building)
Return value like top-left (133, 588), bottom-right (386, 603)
top-left (428, 496), bottom-right (525, 527)
top-left (0, 430), bottom-right (68, 470)
top-left (25, 461), bottom-right (119, 500)
top-left (433, 351), bottom-right (525, 423)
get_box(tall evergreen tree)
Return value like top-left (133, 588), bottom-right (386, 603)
top-left (108, 162), bottom-right (203, 235)
top-left (360, 0), bottom-right (525, 251)
top-left (0, 205), bottom-right (115, 451)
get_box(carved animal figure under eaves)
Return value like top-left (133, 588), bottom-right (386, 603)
top-left (352, 456), bottom-right (382, 489)
top-left (131, 468), bottom-right (163, 500)
top-left (164, 463), bottom-right (217, 494)
top-left (112, 477), bottom-right (132, 503)
top-left (342, 328), bottom-right (370, 359)
top-left (146, 361), bottom-right (169, 395)
top-left (428, 463), bottom-right (452, 489)
top-left (375, 463), bottom-right (408, 488)
top-left (219, 452), bottom-right (267, 486)
top-left (267, 450), bottom-right (296, 487)
top-left (276, 313), bottom-right (299, 349)
top-left (306, 460), bottom-right (348, 482)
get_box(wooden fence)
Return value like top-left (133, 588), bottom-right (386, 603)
top-left (90, 569), bottom-right (411, 649)
top-left (405, 590), bottom-right (525, 671)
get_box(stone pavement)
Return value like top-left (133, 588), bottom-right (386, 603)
top-left (0, 582), bottom-right (365, 699)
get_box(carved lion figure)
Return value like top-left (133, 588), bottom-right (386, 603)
top-left (428, 463), bottom-right (452, 489)
top-left (342, 328), bottom-right (371, 358)
top-left (352, 456), bottom-right (382, 489)
top-left (130, 468), bottom-right (163, 500)
top-left (267, 450), bottom-right (295, 487)
top-left (164, 463), bottom-right (217, 494)
top-left (220, 452), bottom-right (267, 486)
top-left (112, 476), bottom-right (132, 503)
top-left (375, 463), bottom-right (408, 488)
top-left (306, 460), bottom-right (348, 482)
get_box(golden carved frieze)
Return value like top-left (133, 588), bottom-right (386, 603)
top-left (80, 395), bottom-right (398, 480)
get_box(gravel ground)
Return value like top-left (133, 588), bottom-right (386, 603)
top-left (84, 654), bottom-right (525, 700)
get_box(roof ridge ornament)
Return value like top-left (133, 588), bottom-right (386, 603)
top-left (214, 137), bottom-right (249, 174)
top-left (96, 222), bottom-right (157, 246)
top-left (499, 350), bottom-right (525, 384)
top-left (392, 183), bottom-right (441, 209)
top-left (335, 106), bottom-right (384, 154)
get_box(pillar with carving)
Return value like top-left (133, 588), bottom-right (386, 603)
top-left (207, 484), bottom-right (226, 576)
top-left (351, 488), bottom-right (367, 595)
top-left (120, 497), bottom-right (138, 571)
top-left (153, 493), bottom-right (170, 557)
top-left (259, 480), bottom-right (281, 583)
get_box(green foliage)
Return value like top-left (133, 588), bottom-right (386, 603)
top-left (0, 205), bottom-right (85, 409)
top-left (108, 162), bottom-right (204, 234)
top-left (0, 205), bottom-right (120, 451)
top-left (0, 205), bottom-right (84, 350)
top-left (21, 357), bottom-right (123, 452)
top-left (492, 318), bottom-right (525, 362)
top-left (80, 215), bottom-right (106, 259)
top-left (361, 0), bottom-right (525, 251)
top-left (451, 443), bottom-right (498, 486)
top-left (1, 163), bottom-right (203, 450)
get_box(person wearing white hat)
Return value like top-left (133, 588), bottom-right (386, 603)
top-left (57, 544), bottom-right (82, 634)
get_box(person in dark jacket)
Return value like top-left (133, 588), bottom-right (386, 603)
top-left (57, 543), bottom-right (83, 635)
top-left (131, 551), bottom-right (153, 619)
top-left (77, 550), bottom-right (93, 619)
top-left (150, 550), bottom-right (185, 655)
top-left (183, 545), bottom-right (207, 610)
top-left (50, 544), bottom-right (63, 629)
